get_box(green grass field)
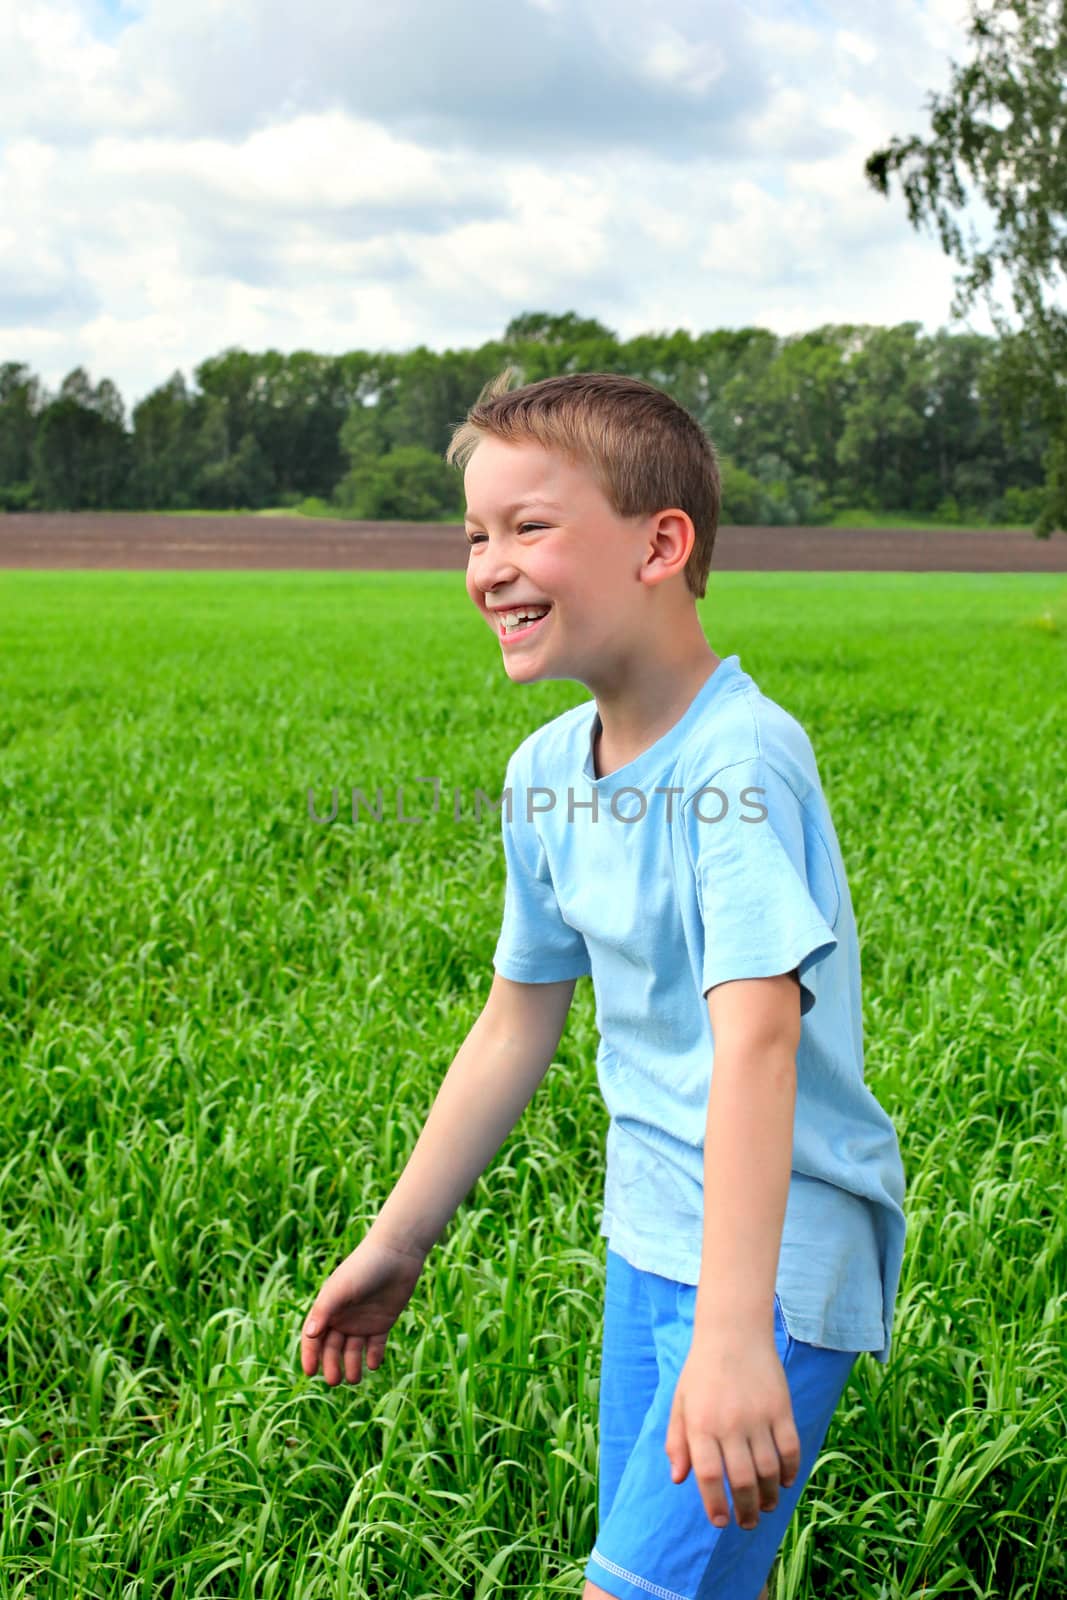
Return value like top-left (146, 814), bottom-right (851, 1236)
top-left (1, 571), bottom-right (1064, 1599)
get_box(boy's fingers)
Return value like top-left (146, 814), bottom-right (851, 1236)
top-left (751, 1423), bottom-right (782, 1510)
top-left (300, 1319), bottom-right (323, 1377)
top-left (772, 1415), bottom-right (802, 1486)
top-left (343, 1336), bottom-right (363, 1384)
top-left (322, 1328), bottom-right (345, 1386)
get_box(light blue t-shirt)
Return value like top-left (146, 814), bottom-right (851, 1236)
top-left (492, 654), bottom-right (906, 1363)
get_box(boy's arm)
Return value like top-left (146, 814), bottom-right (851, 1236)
top-left (693, 971), bottom-right (801, 1343)
top-left (368, 972), bottom-right (578, 1259)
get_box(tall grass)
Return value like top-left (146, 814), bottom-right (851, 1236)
top-left (0, 571), bottom-right (1064, 1599)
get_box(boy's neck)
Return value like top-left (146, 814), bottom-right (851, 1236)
top-left (590, 629), bottom-right (722, 780)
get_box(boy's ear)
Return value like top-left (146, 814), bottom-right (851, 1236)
top-left (640, 510), bottom-right (696, 588)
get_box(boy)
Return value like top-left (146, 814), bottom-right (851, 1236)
top-left (301, 370), bottom-right (907, 1600)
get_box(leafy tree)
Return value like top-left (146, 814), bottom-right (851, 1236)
top-left (130, 371), bottom-right (200, 508)
top-left (699, 328), bottom-right (781, 463)
top-left (32, 368), bottom-right (130, 509)
top-left (504, 310), bottom-right (623, 383)
top-left (380, 346), bottom-right (484, 456)
top-left (250, 350), bottom-right (350, 500)
top-left (192, 395), bottom-right (273, 509)
top-left (338, 395), bottom-right (390, 478)
top-left (981, 324), bottom-right (1051, 508)
top-left (718, 457), bottom-right (763, 524)
top-left (836, 326), bottom-right (932, 510)
top-left (193, 348), bottom-right (260, 453)
top-left (0, 362), bottom-right (43, 507)
top-left (503, 310), bottom-right (616, 350)
top-left (226, 431), bottom-right (273, 508)
top-left (736, 328), bottom-right (858, 496)
top-left (866, 0), bottom-right (1067, 533)
top-left (337, 444), bottom-right (460, 520)
top-left (617, 327), bottom-right (730, 433)
top-left (94, 377), bottom-right (126, 430)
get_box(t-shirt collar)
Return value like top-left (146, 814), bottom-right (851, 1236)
top-left (581, 654), bottom-right (742, 788)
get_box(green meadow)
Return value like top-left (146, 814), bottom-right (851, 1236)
top-left (1, 570), bottom-right (1064, 1600)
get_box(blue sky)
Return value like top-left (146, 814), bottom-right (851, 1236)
top-left (85, 0), bottom-right (131, 39)
top-left (0, 0), bottom-right (982, 412)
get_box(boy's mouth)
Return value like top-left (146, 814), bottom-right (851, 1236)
top-left (496, 604), bottom-right (552, 642)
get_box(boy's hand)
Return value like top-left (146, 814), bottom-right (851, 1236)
top-left (664, 1329), bottom-right (802, 1531)
top-left (301, 1233), bottom-right (428, 1385)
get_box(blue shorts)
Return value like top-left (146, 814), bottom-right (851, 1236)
top-left (585, 1249), bottom-right (858, 1600)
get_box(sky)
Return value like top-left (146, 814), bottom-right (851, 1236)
top-left (0, 0), bottom-right (984, 413)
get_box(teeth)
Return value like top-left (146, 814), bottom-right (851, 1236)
top-left (500, 606), bottom-right (549, 632)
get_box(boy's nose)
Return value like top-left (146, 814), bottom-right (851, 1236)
top-left (476, 560), bottom-right (521, 599)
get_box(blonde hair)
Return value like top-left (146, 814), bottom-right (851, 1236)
top-left (444, 367), bottom-right (720, 599)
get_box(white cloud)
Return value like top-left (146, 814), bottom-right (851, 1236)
top-left (643, 28), bottom-right (727, 95)
top-left (835, 29), bottom-right (878, 67)
top-left (90, 113), bottom-right (491, 216)
top-left (423, 166), bottom-right (615, 306)
top-left (0, 0), bottom-right (175, 139)
top-left (0, 0), bottom-right (988, 409)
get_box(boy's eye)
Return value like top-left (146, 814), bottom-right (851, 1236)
top-left (465, 523), bottom-right (544, 546)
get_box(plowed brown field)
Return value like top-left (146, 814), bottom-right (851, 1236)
top-left (1, 512), bottom-right (1065, 571)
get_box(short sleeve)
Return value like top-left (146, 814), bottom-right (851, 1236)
top-left (492, 751), bottom-right (592, 983)
top-left (682, 757), bottom-right (840, 1016)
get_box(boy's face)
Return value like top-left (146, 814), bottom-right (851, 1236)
top-left (463, 437), bottom-right (660, 689)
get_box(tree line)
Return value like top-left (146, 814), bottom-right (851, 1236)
top-left (0, 311), bottom-right (1052, 528)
